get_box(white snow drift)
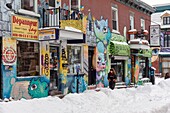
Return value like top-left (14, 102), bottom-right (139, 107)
top-left (0, 78), bottom-right (169, 113)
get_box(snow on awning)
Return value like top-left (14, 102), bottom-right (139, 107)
top-left (128, 39), bottom-right (150, 50)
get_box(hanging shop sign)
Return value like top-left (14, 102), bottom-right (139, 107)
top-left (39, 28), bottom-right (59, 40)
top-left (2, 37), bottom-right (17, 65)
top-left (150, 25), bottom-right (160, 46)
top-left (11, 15), bottom-right (38, 40)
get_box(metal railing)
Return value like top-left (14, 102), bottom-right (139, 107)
top-left (42, 7), bottom-right (83, 28)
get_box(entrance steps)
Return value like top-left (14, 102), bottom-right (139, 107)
top-left (49, 89), bottom-right (65, 99)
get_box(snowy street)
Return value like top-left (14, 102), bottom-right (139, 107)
top-left (0, 77), bottom-right (170, 113)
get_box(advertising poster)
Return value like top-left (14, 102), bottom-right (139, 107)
top-left (134, 57), bottom-right (140, 83)
top-left (11, 15), bottom-right (38, 40)
top-left (40, 41), bottom-right (50, 78)
top-left (2, 37), bottom-right (17, 65)
top-left (150, 25), bottom-right (160, 46)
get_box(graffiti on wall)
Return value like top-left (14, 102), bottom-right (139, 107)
top-left (83, 45), bottom-right (88, 85)
top-left (85, 12), bottom-right (96, 46)
top-left (10, 77), bottom-right (49, 100)
top-left (93, 17), bottom-right (112, 87)
top-left (134, 57), bottom-right (140, 83)
top-left (38, 0), bottom-right (49, 28)
top-left (41, 41), bottom-right (50, 78)
top-left (59, 40), bottom-right (68, 94)
top-left (2, 37), bottom-right (17, 98)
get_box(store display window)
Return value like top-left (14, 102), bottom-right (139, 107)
top-left (17, 41), bottom-right (39, 77)
top-left (67, 45), bottom-right (82, 74)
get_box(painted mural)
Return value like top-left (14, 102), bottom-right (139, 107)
top-left (2, 37), bottom-right (50, 100)
top-left (83, 45), bottom-right (89, 85)
top-left (125, 59), bottom-right (131, 85)
top-left (2, 37), bottom-right (17, 98)
top-left (134, 57), bottom-right (140, 83)
top-left (59, 40), bottom-right (68, 94)
top-left (38, 0), bottom-right (49, 28)
top-left (93, 17), bottom-right (112, 87)
top-left (41, 41), bottom-right (50, 78)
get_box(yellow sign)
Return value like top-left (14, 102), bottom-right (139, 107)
top-left (12, 15), bottom-right (38, 40)
top-left (40, 41), bottom-right (50, 78)
top-left (39, 29), bottom-right (58, 40)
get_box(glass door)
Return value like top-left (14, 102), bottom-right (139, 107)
top-left (50, 46), bottom-right (59, 90)
top-left (111, 60), bottom-right (125, 82)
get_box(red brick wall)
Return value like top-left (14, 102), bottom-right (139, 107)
top-left (61, 0), bottom-right (151, 39)
top-left (152, 57), bottom-right (160, 74)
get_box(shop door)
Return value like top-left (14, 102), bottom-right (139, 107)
top-left (88, 47), bottom-right (96, 85)
top-left (111, 60), bottom-right (125, 82)
top-left (50, 46), bottom-right (59, 90)
top-left (0, 37), bottom-right (2, 98)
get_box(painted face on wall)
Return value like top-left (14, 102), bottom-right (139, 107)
top-left (96, 52), bottom-right (106, 72)
top-left (94, 18), bottom-right (111, 45)
top-left (28, 78), bottom-right (49, 98)
top-left (93, 17), bottom-right (112, 87)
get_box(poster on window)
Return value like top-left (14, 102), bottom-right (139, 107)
top-left (40, 41), bottom-right (50, 78)
top-left (150, 25), bottom-right (160, 46)
top-left (2, 37), bottom-right (17, 65)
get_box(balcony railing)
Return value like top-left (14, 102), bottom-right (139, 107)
top-left (42, 7), bottom-right (83, 31)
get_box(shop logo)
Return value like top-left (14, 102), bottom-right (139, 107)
top-left (3, 47), bottom-right (17, 64)
top-left (44, 53), bottom-right (49, 76)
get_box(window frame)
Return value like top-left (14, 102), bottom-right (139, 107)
top-left (163, 17), bottom-right (170, 25)
top-left (130, 15), bottom-right (134, 40)
top-left (17, 40), bottom-right (40, 77)
top-left (69, 0), bottom-right (80, 11)
top-left (18, 0), bottom-right (40, 17)
top-left (141, 18), bottom-right (145, 30)
top-left (67, 44), bottom-right (83, 75)
top-left (111, 6), bottom-right (118, 32)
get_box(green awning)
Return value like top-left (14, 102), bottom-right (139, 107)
top-left (138, 49), bottom-right (152, 57)
top-left (109, 41), bottom-right (130, 56)
top-left (109, 33), bottom-right (130, 56)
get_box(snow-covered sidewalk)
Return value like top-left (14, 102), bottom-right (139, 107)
top-left (0, 78), bottom-right (170, 113)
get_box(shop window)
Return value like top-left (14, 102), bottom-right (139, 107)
top-left (161, 57), bottom-right (170, 77)
top-left (21, 0), bottom-right (35, 12)
top-left (17, 41), bottom-right (39, 77)
top-left (67, 46), bottom-right (82, 74)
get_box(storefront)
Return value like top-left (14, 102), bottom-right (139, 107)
top-left (39, 28), bottom-right (60, 91)
top-left (2, 15), bottom-right (50, 100)
top-left (59, 29), bottom-right (88, 94)
top-left (109, 33), bottom-right (130, 83)
top-left (129, 39), bottom-right (152, 84)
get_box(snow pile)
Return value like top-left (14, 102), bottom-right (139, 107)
top-left (0, 79), bottom-right (170, 113)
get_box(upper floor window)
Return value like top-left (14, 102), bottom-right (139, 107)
top-left (21, 0), bottom-right (34, 11)
top-left (164, 34), bottom-right (170, 47)
top-left (49, 0), bottom-right (55, 7)
top-left (112, 7), bottom-right (118, 31)
top-left (141, 19), bottom-right (145, 30)
top-left (130, 15), bottom-right (134, 30)
top-left (163, 17), bottom-right (170, 25)
top-left (130, 15), bottom-right (134, 40)
top-left (71, 0), bottom-right (79, 10)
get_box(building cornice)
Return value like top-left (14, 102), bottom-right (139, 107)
top-left (115, 0), bottom-right (155, 15)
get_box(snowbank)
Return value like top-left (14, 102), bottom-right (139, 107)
top-left (0, 79), bottom-right (170, 113)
